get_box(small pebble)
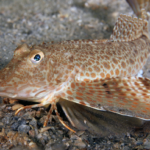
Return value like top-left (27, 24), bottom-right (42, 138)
top-left (18, 125), bottom-right (30, 134)
top-left (70, 134), bottom-right (78, 140)
top-left (11, 118), bottom-right (26, 131)
top-left (12, 104), bottom-right (24, 110)
top-left (29, 118), bottom-right (37, 128)
top-left (73, 139), bottom-right (86, 148)
top-left (40, 127), bottom-right (51, 133)
top-left (76, 130), bottom-right (85, 136)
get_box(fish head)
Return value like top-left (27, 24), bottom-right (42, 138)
top-left (0, 43), bottom-right (73, 101)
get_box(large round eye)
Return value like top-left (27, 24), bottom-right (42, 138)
top-left (29, 50), bottom-right (44, 64)
top-left (34, 54), bottom-right (41, 61)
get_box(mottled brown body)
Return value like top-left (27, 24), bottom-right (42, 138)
top-left (0, 36), bottom-right (149, 100)
top-left (0, 9), bottom-right (150, 131)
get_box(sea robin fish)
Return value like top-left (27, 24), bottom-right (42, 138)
top-left (0, 8), bottom-right (150, 132)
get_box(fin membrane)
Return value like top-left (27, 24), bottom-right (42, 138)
top-left (59, 99), bottom-right (143, 137)
top-left (64, 77), bottom-right (150, 120)
top-left (110, 9), bottom-right (149, 42)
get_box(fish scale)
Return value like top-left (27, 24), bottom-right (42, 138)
top-left (0, 8), bottom-right (150, 132)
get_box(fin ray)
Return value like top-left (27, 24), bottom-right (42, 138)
top-left (110, 10), bottom-right (149, 42)
top-left (64, 77), bottom-right (150, 120)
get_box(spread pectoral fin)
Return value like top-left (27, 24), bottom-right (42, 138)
top-left (59, 98), bottom-right (143, 136)
top-left (63, 77), bottom-right (150, 120)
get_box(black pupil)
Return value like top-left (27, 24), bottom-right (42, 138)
top-left (34, 54), bottom-right (41, 61)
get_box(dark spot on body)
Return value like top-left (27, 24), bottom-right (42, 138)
top-left (97, 104), bottom-right (101, 107)
top-left (106, 91), bottom-right (111, 94)
top-left (103, 83), bottom-right (108, 88)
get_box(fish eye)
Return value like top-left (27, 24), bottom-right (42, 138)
top-left (34, 54), bottom-right (41, 61)
top-left (29, 50), bottom-right (44, 64)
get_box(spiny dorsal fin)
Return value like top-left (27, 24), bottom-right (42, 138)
top-left (110, 9), bottom-right (149, 42)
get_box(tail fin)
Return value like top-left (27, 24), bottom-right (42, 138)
top-left (110, 9), bottom-right (149, 42)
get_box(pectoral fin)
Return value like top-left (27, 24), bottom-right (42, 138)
top-left (63, 77), bottom-right (150, 120)
top-left (59, 99), bottom-right (143, 136)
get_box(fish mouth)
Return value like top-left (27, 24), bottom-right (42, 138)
top-left (0, 91), bottom-right (42, 102)
top-left (0, 84), bottom-right (52, 102)
top-left (0, 86), bottom-right (51, 102)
